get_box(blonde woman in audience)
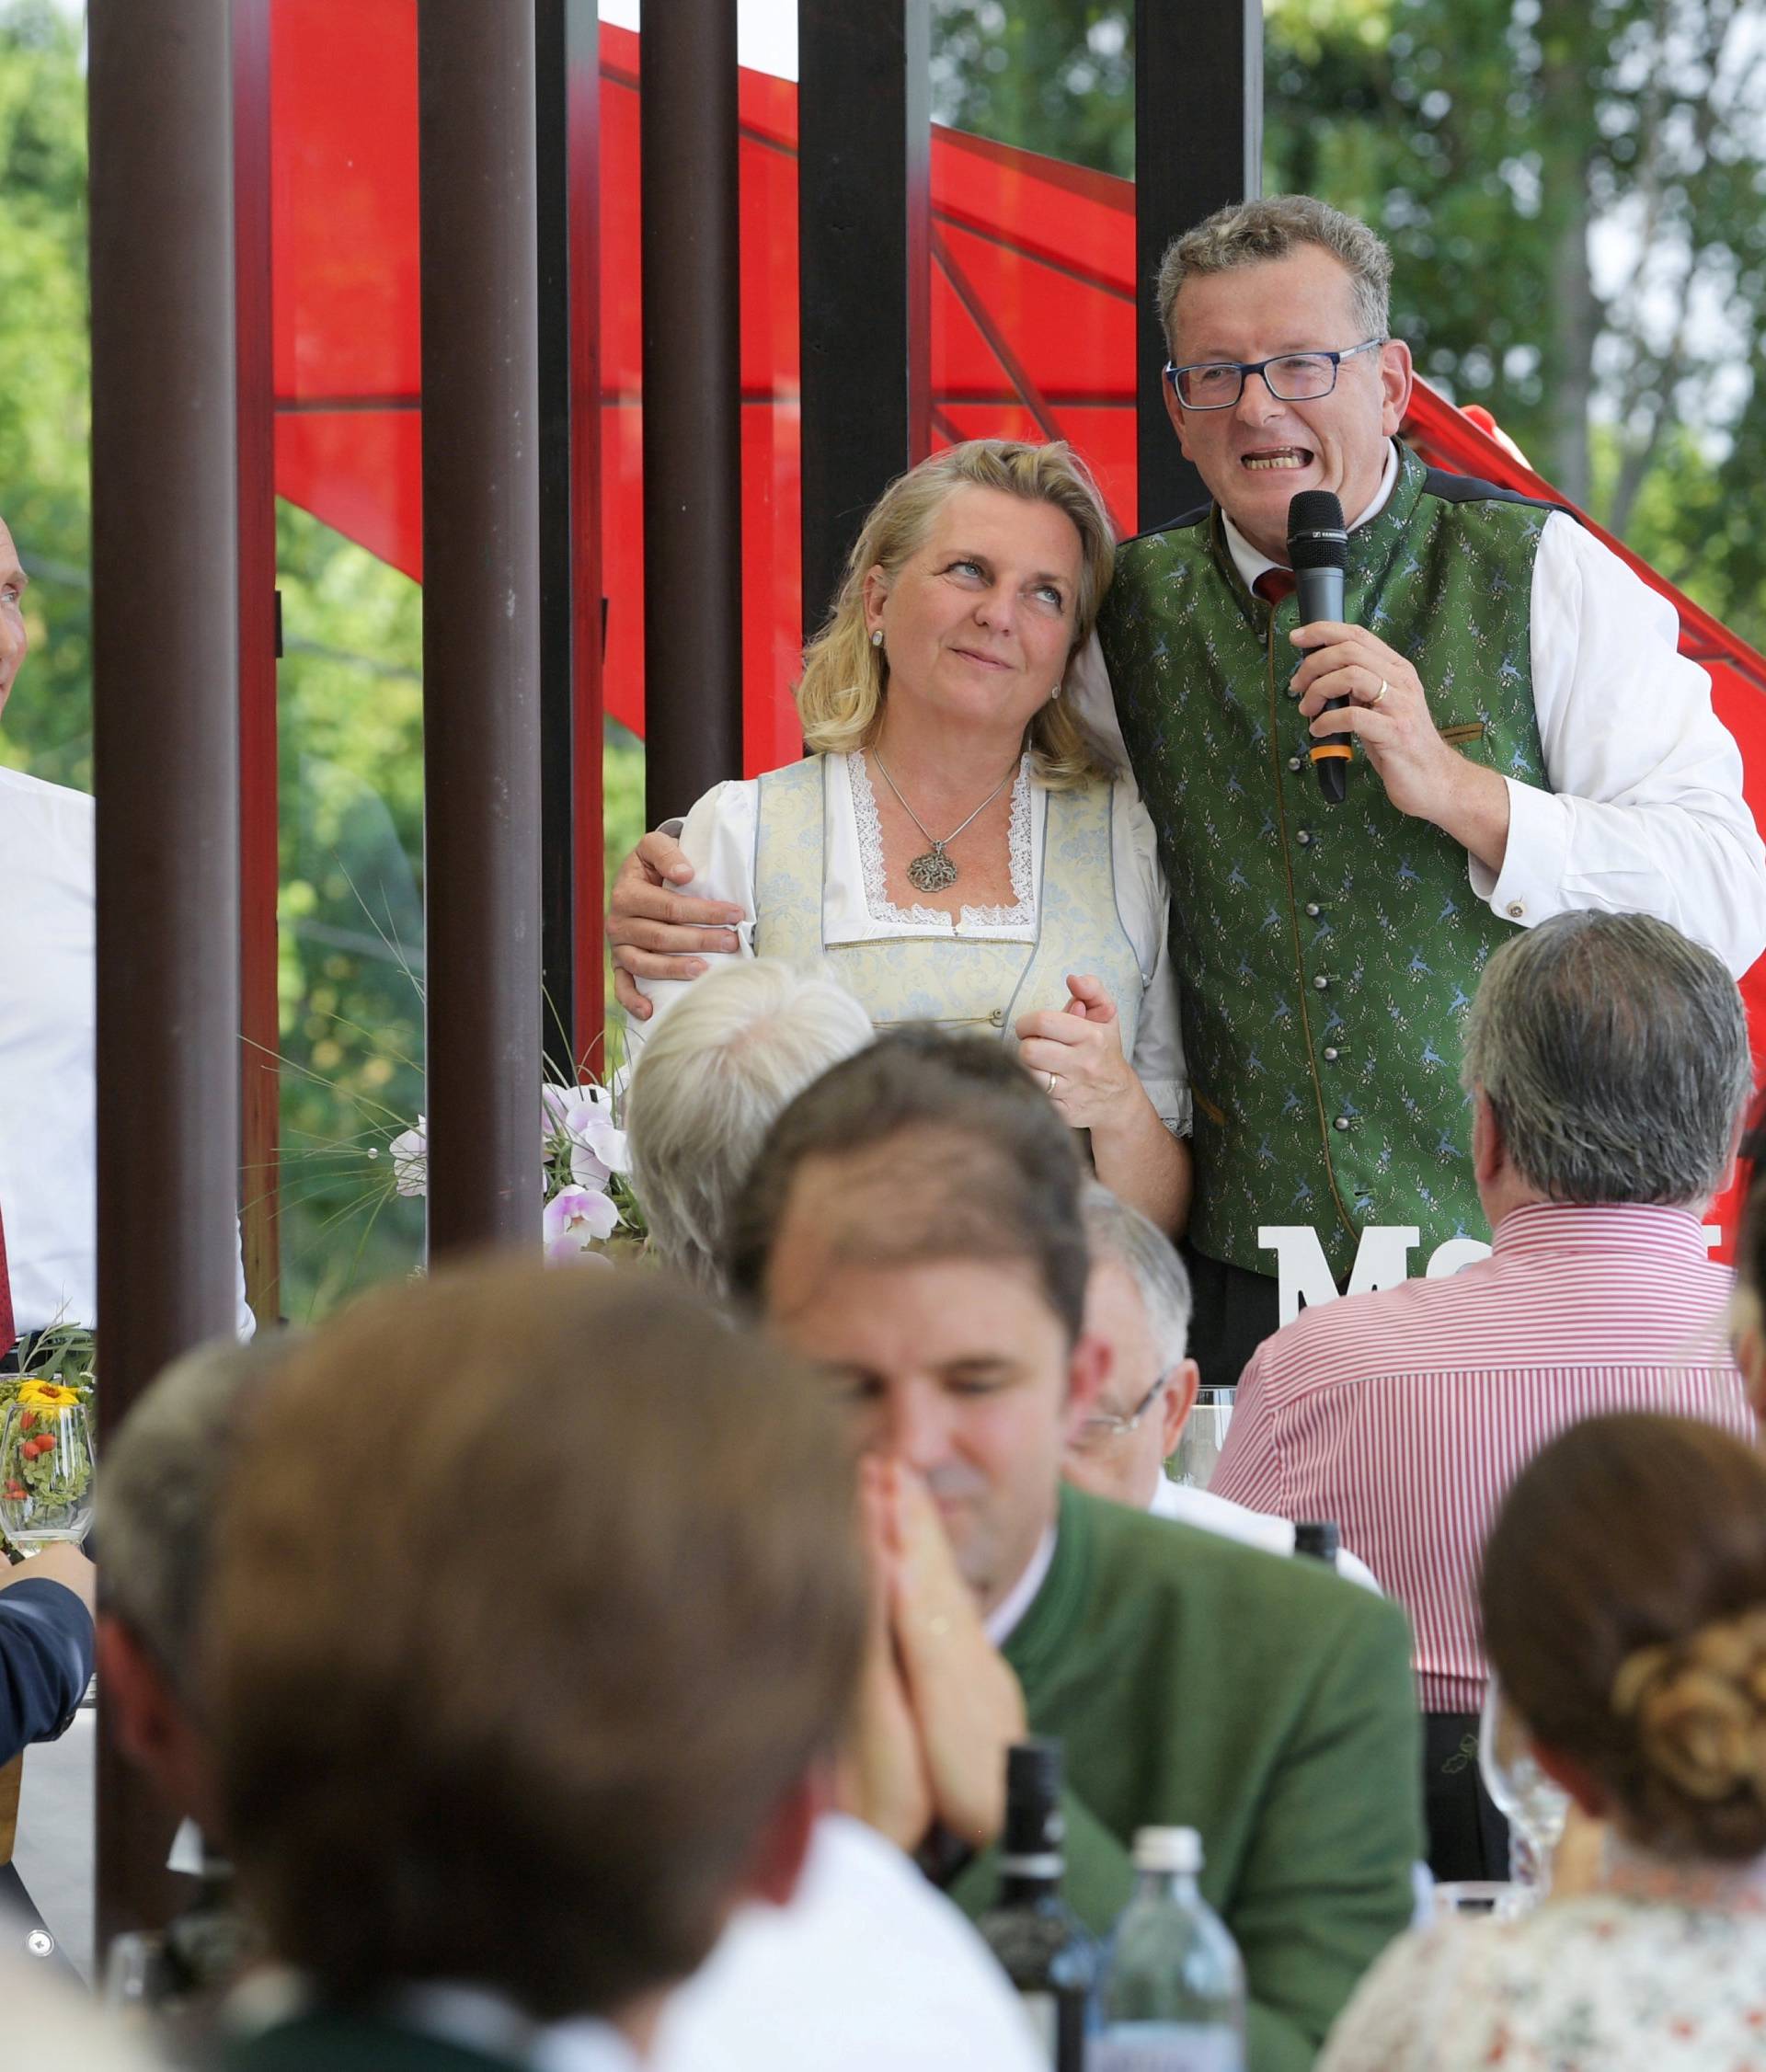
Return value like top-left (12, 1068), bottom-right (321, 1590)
top-left (1320, 1412), bottom-right (1766, 2072)
top-left (621, 438), bottom-right (1190, 1233)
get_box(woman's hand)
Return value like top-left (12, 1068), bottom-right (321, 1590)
top-left (1015, 973), bottom-right (1141, 1132)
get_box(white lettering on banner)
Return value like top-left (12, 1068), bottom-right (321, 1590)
top-left (1259, 1224), bottom-right (1728, 1317)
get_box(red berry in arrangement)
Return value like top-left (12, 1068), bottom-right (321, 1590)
top-left (18, 1411), bottom-right (35, 1430)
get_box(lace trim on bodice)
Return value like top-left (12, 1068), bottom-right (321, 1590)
top-left (849, 750), bottom-right (1034, 931)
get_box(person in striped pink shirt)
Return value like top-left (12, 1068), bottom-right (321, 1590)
top-left (1210, 909), bottom-right (1758, 1883)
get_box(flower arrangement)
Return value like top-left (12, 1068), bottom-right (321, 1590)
top-left (383, 1077), bottom-right (645, 1265)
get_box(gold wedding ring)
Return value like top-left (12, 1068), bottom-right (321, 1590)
top-left (1371, 677), bottom-right (1389, 706)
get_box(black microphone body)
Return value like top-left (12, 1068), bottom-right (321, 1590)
top-left (1286, 491), bottom-right (1351, 804)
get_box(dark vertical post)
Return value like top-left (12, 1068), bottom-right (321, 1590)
top-left (1134, 0), bottom-right (1263, 529)
top-left (419, 4), bottom-right (545, 1254)
top-left (536, 0), bottom-right (603, 1079)
top-left (235, 0), bottom-right (281, 1325)
top-left (89, 0), bottom-right (240, 1944)
top-left (798, 1), bottom-right (931, 641)
top-left (640, 0), bottom-right (743, 826)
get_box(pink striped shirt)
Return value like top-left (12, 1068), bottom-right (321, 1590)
top-left (1210, 1203), bottom-right (1756, 1711)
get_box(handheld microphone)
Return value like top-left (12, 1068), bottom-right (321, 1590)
top-left (1287, 490), bottom-right (1350, 804)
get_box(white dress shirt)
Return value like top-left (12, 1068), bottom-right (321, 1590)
top-left (1148, 1473), bottom-right (1382, 1594)
top-left (0, 766), bottom-right (252, 1333)
top-left (634, 752), bottom-right (1189, 1128)
top-left (0, 769), bottom-right (98, 1331)
top-left (1070, 440), bottom-right (1766, 978)
top-left (657, 1813), bottom-right (1042, 2072)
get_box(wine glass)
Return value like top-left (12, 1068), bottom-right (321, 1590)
top-left (1173, 1384), bottom-right (1236, 1489)
top-left (1478, 1675), bottom-right (1570, 1904)
top-left (0, 1387), bottom-right (96, 1549)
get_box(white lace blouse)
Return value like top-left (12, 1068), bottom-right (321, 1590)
top-left (634, 750), bottom-right (1189, 1129)
top-left (1319, 1857), bottom-right (1766, 2072)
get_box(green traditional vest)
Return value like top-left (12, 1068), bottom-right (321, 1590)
top-left (1096, 443), bottom-right (1549, 1279)
top-left (751, 753), bottom-right (1146, 1059)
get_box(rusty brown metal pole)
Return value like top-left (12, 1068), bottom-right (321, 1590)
top-left (88, 0), bottom-right (241, 1945)
top-left (418, 2), bottom-right (545, 1255)
top-left (639, 0), bottom-right (743, 826)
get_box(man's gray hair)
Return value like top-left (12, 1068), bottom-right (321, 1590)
top-left (1462, 911), bottom-right (1753, 1208)
top-left (1082, 1183), bottom-right (1192, 1369)
top-left (627, 959), bottom-right (874, 1292)
top-left (95, 1333), bottom-right (294, 1700)
top-left (1157, 194), bottom-right (1393, 358)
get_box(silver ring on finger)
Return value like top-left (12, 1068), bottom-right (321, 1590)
top-left (1045, 1070), bottom-right (1059, 1095)
top-left (1370, 676), bottom-right (1389, 707)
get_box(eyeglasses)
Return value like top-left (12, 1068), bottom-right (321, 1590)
top-left (1163, 337), bottom-right (1386, 411)
top-left (1072, 1369), bottom-right (1174, 1452)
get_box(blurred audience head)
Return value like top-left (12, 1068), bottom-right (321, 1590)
top-left (626, 958), bottom-right (873, 1293)
top-left (208, 1260), bottom-right (866, 2028)
top-left (1462, 910), bottom-right (1751, 1220)
top-left (795, 437), bottom-right (1116, 788)
top-left (1063, 1185), bottom-right (1198, 1511)
top-left (1482, 1412), bottom-right (1766, 1861)
top-left (726, 1028), bottom-right (1103, 1612)
top-left (94, 1332), bottom-right (295, 1828)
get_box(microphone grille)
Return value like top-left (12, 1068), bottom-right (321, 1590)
top-left (1287, 489), bottom-right (1348, 572)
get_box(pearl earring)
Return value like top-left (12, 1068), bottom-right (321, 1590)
top-left (870, 628), bottom-right (884, 648)
top-left (1050, 681), bottom-right (1063, 699)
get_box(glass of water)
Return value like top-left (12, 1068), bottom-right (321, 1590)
top-left (1478, 1677), bottom-right (1571, 1904)
top-left (1171, 1385), bottom-right (1235, 1490)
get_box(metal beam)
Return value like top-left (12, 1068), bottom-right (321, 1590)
top-left (418, 2), bottom-right (545, 1254)
top-left (535, 0), bottom-right (602, 1079)
top-left (235, 0), bottom-right (281, 1328)
top-left (89, 0), bottom-right (240, 1944)
top-left (640, 0), bottom-right (743, 826)
top-left (798, 1), bottom-right (931, 642)
top-left (1135, 0), bottom-right (1264, 530)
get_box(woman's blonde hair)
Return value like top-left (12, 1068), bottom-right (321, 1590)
top-left (796, 439), bottom-right (1117, 789)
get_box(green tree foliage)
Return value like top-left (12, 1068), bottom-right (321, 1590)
top-left (0, 0), bottom-right (93, 788)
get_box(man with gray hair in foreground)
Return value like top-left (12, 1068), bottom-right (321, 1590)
top-left (625, 958), bottom-right (872, 1291)
top-left (1211, 909), bottom-right (1759, 1883)
top-left (1065, 1184), bottom-right (1377, 1589)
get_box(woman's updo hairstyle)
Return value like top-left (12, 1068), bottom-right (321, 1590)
top-left (1481, 1413), bottom-right (1766, 1860)
top-left (795, 438), bottom-right (1118, 790)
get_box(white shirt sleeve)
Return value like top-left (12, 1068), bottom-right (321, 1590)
top-left (625, 780), bottom-right (759, 1070)
top-left (1474, 511), bottom-right (1766, 977)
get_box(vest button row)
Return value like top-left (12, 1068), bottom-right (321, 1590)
top-left (1288, 756), bottom-right (1302, 773)
top-left (1304, 902), bottom-right (1321, 919)
top-left (1295, 830), bottom-right (1313, 847)
top-left (1323, 1045), bottom-right (1340, 1062)
top-left (1334, 1116), bottom-right (1351, 1132)
top-left (1313, 975), bottom-right (1329, 991)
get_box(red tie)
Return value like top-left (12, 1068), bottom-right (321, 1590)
top-left (1255, 567), bottom-right (1297, 606)
top-left (0, 1200), bottom-right (14, 1360)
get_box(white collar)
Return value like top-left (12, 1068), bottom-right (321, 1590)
top-left (984, 1525), bottom-right (1057, 1647)
top-left (1220, 440), bottom-right (1400, 590)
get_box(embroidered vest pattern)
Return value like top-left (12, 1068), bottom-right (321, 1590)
top-left (1096, 444), bottom-right (1549, 1279)
top-left (752, 754), bottom-right (1146, 1060)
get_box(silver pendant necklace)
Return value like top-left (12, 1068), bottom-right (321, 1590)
top-left (869, 748), bottom-right (1020, 894)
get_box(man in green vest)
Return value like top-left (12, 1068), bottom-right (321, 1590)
top-left (726, 1029), bottom-right (1423, 2072)
top-left (610, 194), bottom-right (1766, 1385)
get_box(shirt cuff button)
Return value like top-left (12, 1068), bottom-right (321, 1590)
top-left (1506, 899), bottom-right (1525, 919)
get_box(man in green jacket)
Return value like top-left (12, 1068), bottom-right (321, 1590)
top-left (727, 1029), bottom-right (1424, 2072)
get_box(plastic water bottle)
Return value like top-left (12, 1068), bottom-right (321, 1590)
top-left (1095, 1826), bottom-right (1245, 2072)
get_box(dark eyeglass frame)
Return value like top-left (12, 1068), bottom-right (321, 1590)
top-left (1162, 337), bottom-right (1387, 411)
top-left (1075, 1368), bottom-right (1175, 1447)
